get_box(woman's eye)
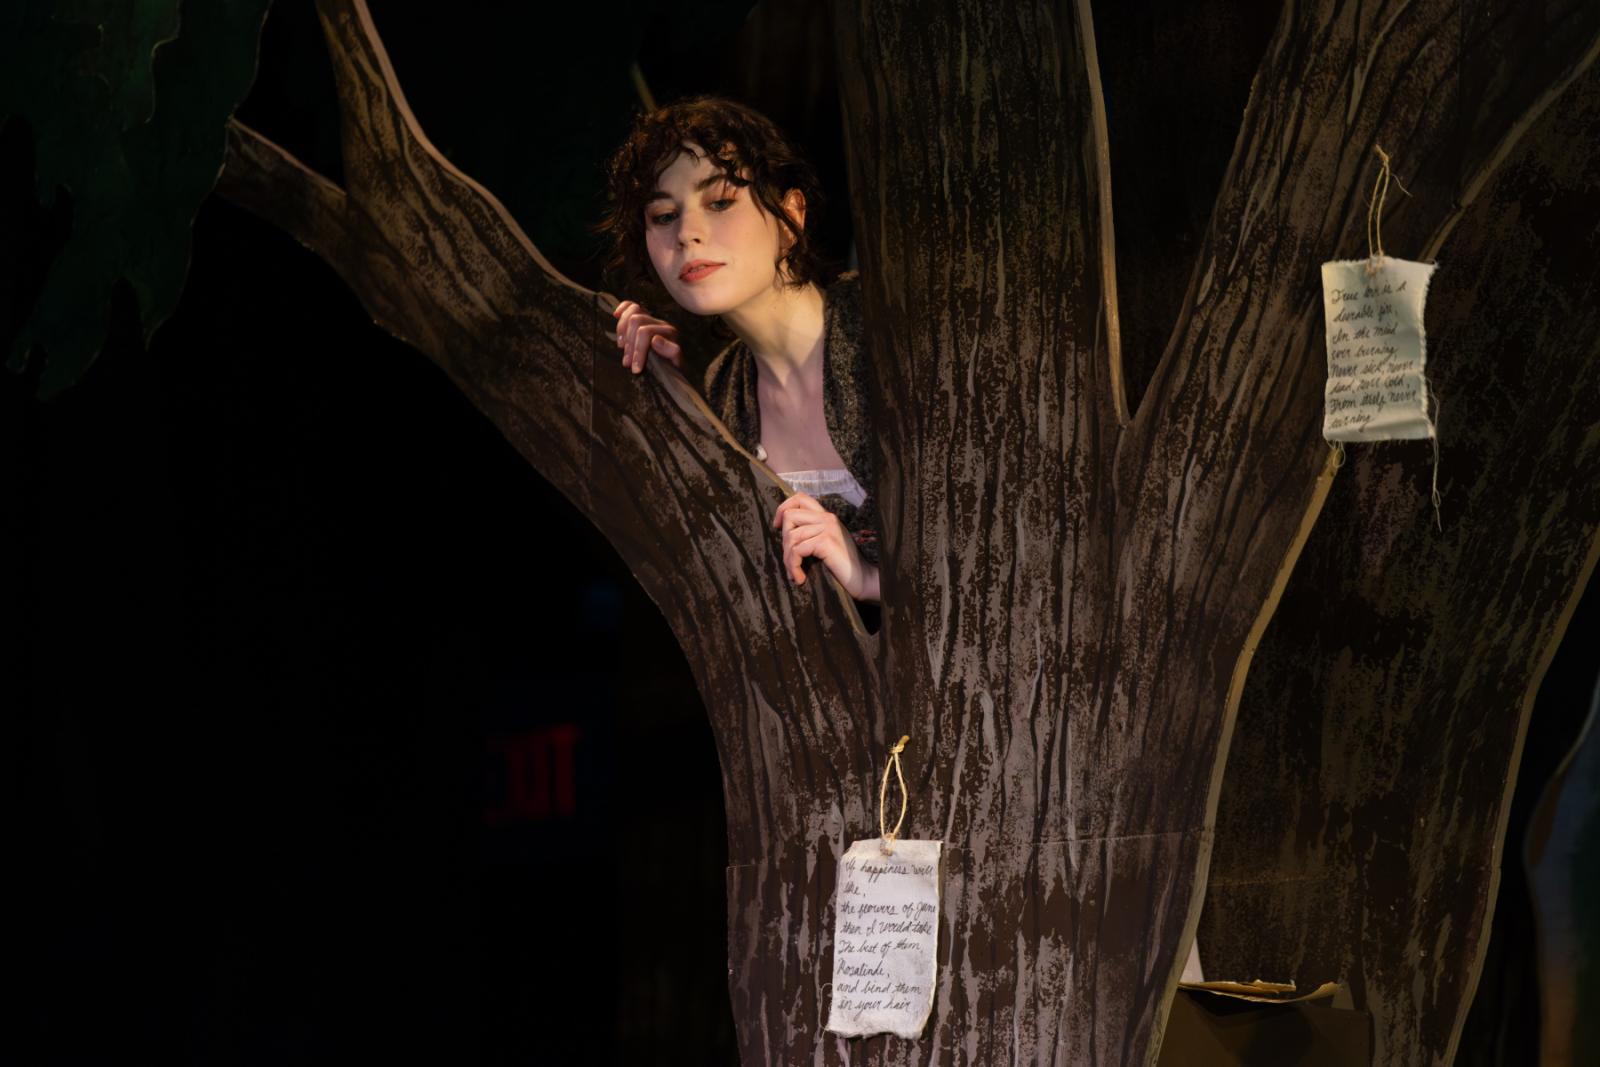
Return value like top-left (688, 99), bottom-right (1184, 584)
top-left (648, 195), bottom-right (733, 226)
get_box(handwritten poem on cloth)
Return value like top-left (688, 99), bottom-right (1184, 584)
top-left (1320, 256), bottom-right (1438, 442)
top-left (825, 839), bottom-right (942, 1039)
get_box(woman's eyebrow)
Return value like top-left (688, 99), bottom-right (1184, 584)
top-left (646, 174), bottom-right (740, 203)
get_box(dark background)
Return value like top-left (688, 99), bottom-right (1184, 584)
top-left (6, 2), bottom-right (1595, 1063)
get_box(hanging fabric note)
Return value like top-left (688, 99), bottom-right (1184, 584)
top-left (1321, 144), bottom-right (1438, 444)
top-left (826, 736), bottom-right (942, 1040)
top-left (1320, 144), bottom-right (1444, 528)
top-left (1320, 255), bottom-right (1437, 441)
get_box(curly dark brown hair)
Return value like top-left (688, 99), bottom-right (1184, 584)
top-left (593, 96), bottom-right (834, 296)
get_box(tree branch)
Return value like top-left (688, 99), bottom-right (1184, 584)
top-left (1108, 0), bottom-right (1600, 834)
top-left (218, 121), bottom-right (351, 271)
top-left (214, 0), bottom-right (886, 861)
top-left (1203, 50), bottom-right (1600, 1065)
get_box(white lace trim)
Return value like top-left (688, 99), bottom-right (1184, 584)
top-left (774, 467), bottom-right (867, 507)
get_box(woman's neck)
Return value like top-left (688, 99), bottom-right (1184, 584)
top-left (720, 280), bottom-right (825, 392)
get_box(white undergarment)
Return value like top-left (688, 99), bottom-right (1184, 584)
top-left (757, 443), bottom-right (868, 507)
top-left (775, 468), bottom-right (868, 507)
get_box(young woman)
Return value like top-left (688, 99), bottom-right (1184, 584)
top-left (596, 96), bottom-right (1211, 982)
top-left (595, 97), bottom-right (881, 605)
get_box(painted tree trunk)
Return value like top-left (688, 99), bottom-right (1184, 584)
top-left (214, 0), bottom-right (1600, 1062)
top-left (1201, 52), bottom-right (1600, 1067)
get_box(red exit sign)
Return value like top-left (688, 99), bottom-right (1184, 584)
top-left (484, 724), bottom-right (580, 824)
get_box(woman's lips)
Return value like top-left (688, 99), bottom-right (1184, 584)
top-left (681, 262), bottom-right (724, 283)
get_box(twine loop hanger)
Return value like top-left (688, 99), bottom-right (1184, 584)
top-left (878, 735), bottom-right (911, 855)
top-left (1365, 143), bottom-right (1412, 273)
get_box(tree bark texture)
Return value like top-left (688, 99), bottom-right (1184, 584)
top-left (1199, 49), bottom-right (1600, 1067)
top-left (214, 0), bottom-right (1600, 1062)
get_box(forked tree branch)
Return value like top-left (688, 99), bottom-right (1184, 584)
top-left (1203, 51), bottom-right (1600, 1065)
top-left (215, 0), bottom-right (886, 863)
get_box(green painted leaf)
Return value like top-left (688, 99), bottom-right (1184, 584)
top-left (1, 0), bottom-right (273, 398)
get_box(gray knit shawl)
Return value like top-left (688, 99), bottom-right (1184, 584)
top-left (701, 270), bottom-right (880, 566)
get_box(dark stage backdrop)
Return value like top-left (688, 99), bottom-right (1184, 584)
top-left (6, 2), bottom-right (1595, 1064)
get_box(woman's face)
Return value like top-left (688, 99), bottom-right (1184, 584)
top-left (643, 143), bottom-right (800, 317)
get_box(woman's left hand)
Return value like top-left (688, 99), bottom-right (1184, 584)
top-left (773, 492), bottom-right (880, 603)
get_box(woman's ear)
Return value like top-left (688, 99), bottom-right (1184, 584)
top-left (775, 189), bottom-right (808, 284)
top-left (781, 188), bottom-right (807, 241)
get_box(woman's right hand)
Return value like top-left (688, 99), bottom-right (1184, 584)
top-left (612, 300), bottom-right (683, 374)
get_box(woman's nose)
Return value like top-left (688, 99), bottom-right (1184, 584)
top-left (676, 212), bottom-right (705, 248)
